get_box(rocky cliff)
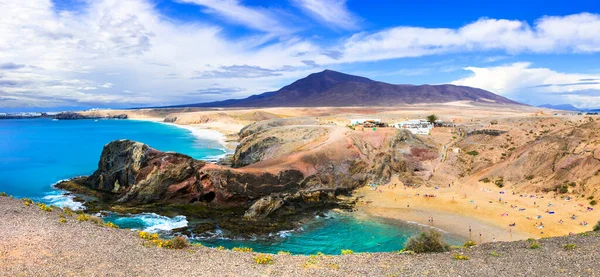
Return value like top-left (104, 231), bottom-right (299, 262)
top-left (57, 122), bottom-right (439, 236)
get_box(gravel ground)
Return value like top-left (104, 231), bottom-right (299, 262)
top-left (1, 196), bottom-right (599, 277)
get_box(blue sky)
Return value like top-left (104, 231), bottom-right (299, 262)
top-left (0, 0), bottom-right (599, 112)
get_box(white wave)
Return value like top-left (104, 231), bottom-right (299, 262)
top-left (110, 213), bottom-right (188, 233)
top-left (404, 220), bottom-right (449, 233)
top-left (42, 192), bottom-right (85, 210)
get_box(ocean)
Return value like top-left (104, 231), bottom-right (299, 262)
top-left (0, 118), bottom-right (460, 254)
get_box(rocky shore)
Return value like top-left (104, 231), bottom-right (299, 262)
top-left (1, 196), bottom-right (599, 276)
top-left (55, 118), bottom-right (437, 238)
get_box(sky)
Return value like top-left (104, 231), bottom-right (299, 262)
top-left (1, 0), bottom-right (600, 112)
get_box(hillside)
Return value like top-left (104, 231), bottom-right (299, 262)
top-left (171, 70), bottom-right (523, 108)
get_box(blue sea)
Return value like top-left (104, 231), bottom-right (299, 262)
top-left (0, 118), bottom-right (461, 254)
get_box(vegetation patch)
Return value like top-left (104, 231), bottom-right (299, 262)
top-left (37, 203), bottom-right (53, 212)
top-left (462, 240), bottom-right (477, 248)
top-left (452, 253), bottom-right (469, 260)
top-left (0, 192), bottom-right (7, 197)
top-left (489, 250), bottom-right (502, 257)
top-left (466, 150), bottom-right (479, 156)
top-left (340, 249), bottom-right (354, 255)
top-left (529, 241), bottom-right (541, 249)
top-left (593, 221), bottom-right (600, 232)
top-left (103, 222), bottom-right (119, 228)
top-left (277, 250), bottom-right (291, 255)
top-left (397, 249), bottom-right (415, 255)
top-left (76, 214), bottom-right (90, 222)
top-left (254, 254), bottom-right (274, 265)
top-left (232, 247), bottom-right (253, 253)
top-left (137, 231), bottom-right (189, 249)
top-left (404, 230), bottom-right (450, 253)
top-left (590, 200), bottom-right (597, 206)
top-left (22, 198), bottom-right (34, 206)
top-left (563, 243), bottom-right (577, 251)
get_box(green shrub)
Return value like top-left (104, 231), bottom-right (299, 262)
top-left (0, 192), bottom-right (7, 197)
top-left (341, 249), bottom-right (354, 255)
top-left (89, 216), bottom-right (104, 225)
top-left (397, 249), bottom-right (415, 255)
top-left (169, 236), bottom-right (189, 249)
top-left (494, 178), bottom-right (504, 188)
top-left (563, 243), bottom-right (576, 250)
top-left (489, 250), bottom-right (502, 257)
top-left (103, 222), bottom-right (119, 228)
top-left (452, 253), bottom-right (469, 260)
top-left (76, 214), bottom-right (90, 222)
top-left (466, 150), bottom-right (479, 156)
top-left (404, 230), bottom-right (450, 253)
top-left (232, 247), bottom-right (253, 252)
top-left (587, 196), bottom-right (594, 200)
top-left (525, 175), bottom-right (534, 180)
top-left (37, 203), bottom-right (53, 212)
top-left (529, 241), bottom-right (540, 249)
top-left (463, 240), bottom-right (477, 248)
top-left (594, 221), bottom-right (600, 232)
top-left (479, 178), bottom-right (490, 183)
top-left (277, 250), bottom-right (291, 255)
top-left (254, 254), bottom-right (273, 265)
top-left (590, 200), bottom-right (597, 206)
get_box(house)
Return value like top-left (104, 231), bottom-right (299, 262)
top-left (350, 118), bottom-right (381, 125)
top-left (394, 119), bottom-right (434, 134)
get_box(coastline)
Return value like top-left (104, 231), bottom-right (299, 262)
top-left (128, 117), bottom-right (235, 154)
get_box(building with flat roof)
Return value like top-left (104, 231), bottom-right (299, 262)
top-left (394, 119), bottom-right (433, 135)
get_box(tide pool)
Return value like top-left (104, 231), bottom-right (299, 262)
top-left (0, 118), bottom-right (462, 254)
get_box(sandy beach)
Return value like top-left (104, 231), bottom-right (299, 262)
top-left (356, 178), bottom-right (598, 243)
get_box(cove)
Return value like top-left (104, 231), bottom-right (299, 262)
top-left (0, 118), bottom-right (461, 254)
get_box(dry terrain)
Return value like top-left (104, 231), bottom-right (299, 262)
top-left (1, 196), bottom-right (599, 277)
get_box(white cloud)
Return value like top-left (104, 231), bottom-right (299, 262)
top-left (0, 0), bottom-right (322, 108)
top-left (177, 0), bottom-right (294, 34)
top-left (334, 13), bottom-right (600, 63)
top-left (451, 62), bottom-right (600, 108)
top-left (294, 0), bottom-right (358, 29)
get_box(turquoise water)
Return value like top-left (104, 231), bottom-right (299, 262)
top-left (0, 118), bottom-right (225, 199)
top-left (0, 118), bottom-right (462, 254)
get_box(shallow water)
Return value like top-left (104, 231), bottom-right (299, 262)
top-left (0, 118), bottom-right (462, 254)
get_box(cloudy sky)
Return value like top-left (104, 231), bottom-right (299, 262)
top-left (1, 0), bottom-right (599, 111)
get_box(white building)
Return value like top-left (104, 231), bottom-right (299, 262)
top-left (394, 119), bottom-right (433, 135)
top-left (350, 118), bottom-right (381, 125)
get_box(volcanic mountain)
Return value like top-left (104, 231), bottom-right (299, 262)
top-left (177, 70), bottom-right (522, 107)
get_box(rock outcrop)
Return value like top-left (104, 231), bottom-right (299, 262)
top-left (57, 121), bottom-right (439, 234)
top-left (53, 112), bottom-right (128, 120)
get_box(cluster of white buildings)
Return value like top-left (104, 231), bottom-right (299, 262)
top-left (350, 118), bottom-right (437, 135)
top-left (393, 119), bottom-right (434, 135)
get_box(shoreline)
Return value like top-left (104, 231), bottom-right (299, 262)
top-left (128, 117), bottom-right (235, 155)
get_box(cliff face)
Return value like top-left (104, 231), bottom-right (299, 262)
top-left (59, 121), bottom-right (438, 221)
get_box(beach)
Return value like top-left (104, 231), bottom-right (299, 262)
top-left (356, 178), bottom-right (598, 243)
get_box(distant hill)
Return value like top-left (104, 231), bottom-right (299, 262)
top-left (537, 104), bottom-right (582, 111)
top-left (171, 70), bottom-right (523, 108)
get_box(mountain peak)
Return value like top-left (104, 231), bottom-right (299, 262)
top-left (168, 70), bottom-right (524, 108)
